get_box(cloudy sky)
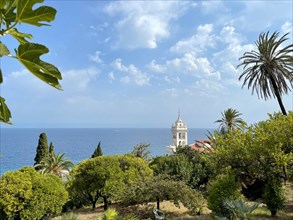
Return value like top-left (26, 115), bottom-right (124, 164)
top-left (1, 0), bottom-right (292, 128)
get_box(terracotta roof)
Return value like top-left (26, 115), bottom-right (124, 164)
top-left (190, 140), bottom-right (213, 153)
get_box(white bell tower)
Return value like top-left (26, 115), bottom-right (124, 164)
top-left (171, 112), bottom-right (188, 147)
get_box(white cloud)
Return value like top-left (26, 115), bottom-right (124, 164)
top-left (112, 59), bottom-right (150, 86)
top-left (62, 67), bottom-right (99, 91)
top-left (89, 51), bottom-right (103, 64)
top-left (170, 24), bottom-right (216, 55)
top-left (108, 72), bottom-right (115, 81)
top-left (148, 53), bottom-right (220, 81)
top-left (147, 60), bottom-right (166, 73)
top-left (233, 1), bottom-right (292, 32)
top-left (104, 1), bottom-right (189, 49)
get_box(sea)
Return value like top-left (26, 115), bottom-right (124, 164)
top-left (0, 128), bottom-right (212, 175)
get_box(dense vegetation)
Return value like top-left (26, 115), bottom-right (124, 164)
top-left (0, 1), bottom-right (292, 219)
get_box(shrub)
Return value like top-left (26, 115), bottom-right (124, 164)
top-left (263, 178), bottom-right (285, 216)
top-left (99, 208), bottom-right (118, 220)
top-left (0, 167), bottom-right (68, 219)
top-left (223, 198), bottom-right (259, 219)
top-left (207, 173), bottom-right (241, 217)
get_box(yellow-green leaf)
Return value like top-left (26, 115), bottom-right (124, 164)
top-left (0, 96), bottom-right (12, 124)
top-left (0, 42), bottom-right (10, 56)
top-left (16, 43), bottom-right (62, 89)
top-left (7, 28), bottom-right (33, 44)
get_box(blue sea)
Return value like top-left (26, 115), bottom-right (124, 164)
top-left (0, 128), bottom-right (211, 175)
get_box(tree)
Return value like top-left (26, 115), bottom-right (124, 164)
top-left (0, 167), bottom-right (68, 219)
top-left (68, 155), bottom-right (153, 210)
top-left (215, 108), bottom-right (246, 134)
top-left (207, 112), bottom-right (293, 216)
top-left (0, 0), bottom-right (62, 124)
top-left (131, 143), bottom-right (151, 161)
top-left (34, 132), bottom-right (49, 167)
top-left (49, 142), bottom-right (55, 155)
top-left (238, 31), bottom-right (293, 116)
top-left (34, 152), bottom-right (74, 178)
top-left (121, 175), bottom-right (205, 215)
top-left (68, 156), bottom-right (125, 210)
top-left (92, 141), bottom-right (103, 158)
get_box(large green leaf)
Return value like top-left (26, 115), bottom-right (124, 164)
top-left (0, 96), bottom-right (12, 124)
top-left (0, 42), bottom-right (10, 56)
top-left (7, 28), bottom-right (33, 44)
top-left (16, 0), bottom-right (56, 26)
top-left (16, 43), bottom-right (62, 89)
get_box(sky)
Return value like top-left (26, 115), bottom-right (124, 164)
top-left (0, 0), bottom-right (292, 128)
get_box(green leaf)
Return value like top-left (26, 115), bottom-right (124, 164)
top-left (16, 43), bottom-right (62, 89)
top-left (7, 28), bottom-right (33, 44)
top-left (16, 0), bottom-right (56, 26)
top-left (0, 96), bottom-right (12, 124)
top-left (2, 0), bottom-right (16, 26)
top-left (0, 42), bottom-right (10, 56)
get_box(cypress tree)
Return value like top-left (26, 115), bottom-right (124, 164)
top-left (49, 142), bottom-right (55, 155)
top-left (34, 133), bottom-right (49, 167)
top-left (92, 141), bottom-right (103, 158)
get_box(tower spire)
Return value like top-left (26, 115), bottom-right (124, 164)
top-left (178, 109), bottom-right (181, 120)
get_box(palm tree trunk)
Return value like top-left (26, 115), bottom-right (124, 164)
top-left (270, 75), bottom-right (287, 116)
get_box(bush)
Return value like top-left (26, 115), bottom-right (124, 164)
top-left (0, 167), bottom-right (68, 219)
top-left (207, 173), bottom-right (241, 217)
top-left (264, 178), bottom-right (285, 216)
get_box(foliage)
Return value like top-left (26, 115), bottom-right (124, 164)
top-left (49, 142), bottom-right (55, 155)
top-left (0, 0), bottom-right (62, 124)
top-left (34, 132), bottom-right (49, 167)
top-left (68, 155), bottom-right (152, 210)
top-left (176, 146), bottom-right (213, 189)
top-left (0, 167), bottom-right (68, 220)
top-left (207, 173), bottom-right (241, 218)
top-left (238, 31), bottom-right (293, 115)
top-left (34, 152), bottom-right (74, 178)
top-left (131, 143), bottom-right (151, 161)
top-left (263, 178), bottom-right (285, 216)
top-left (215, 108), bottom-right (246, 134)
top-left (206, 112), bottom-right (293, 216)
top-left (223, 198), bottom-right (259, 220)
top-left (99, 208), bottom-right (118, 220)
top-left (92, 141), bottom-right (103, 158)
top-left (121, 175), bottom-right (206, 215)
top-left (150, 154), bottom-right (193, 183)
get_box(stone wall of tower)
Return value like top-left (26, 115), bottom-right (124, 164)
top-left (171, 115), bottom-right (188, 147)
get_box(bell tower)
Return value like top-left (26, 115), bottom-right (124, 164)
top-left (171, 112), bottom-right (188, 147)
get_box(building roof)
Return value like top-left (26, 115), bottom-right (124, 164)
top-left (190, 140), bottom-right (213, 153)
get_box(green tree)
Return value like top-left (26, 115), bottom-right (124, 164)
top-left (0, 0), bottom-right (62, 124)
top-left (207, 112), bottom-right (293, 216)
top-left (92, 141), bottom-right (103, 158)
top-left (49, 142), bottom-right (55, 155)
top-left (34, 152), bottom-right (74, 178)
top-left (0, 167), bottom-right (68, 219)
top-left (150, 154), bottom-right (193, 183)
top-left (215, 108), bottom-right (246, 134)
top-left (238, 31), bottom-right (293, 116)
top-left (131, 143), bottom-right (151, 161)
top-left (68, 155), bottom-right (153, 210)
top-left (68, 156), bottom-right (125, 210)
top-left (34, 132), bottom-right (49, 167)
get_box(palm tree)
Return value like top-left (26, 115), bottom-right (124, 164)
top-left (238, 31), bottom-right (293, 116)
top-left (34, 152), bottom-right (74, 178)
top-left (215, 108), bottom-right (246, 134)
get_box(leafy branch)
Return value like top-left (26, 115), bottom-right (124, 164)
top-left (0, 0), bottom-right (62, 124)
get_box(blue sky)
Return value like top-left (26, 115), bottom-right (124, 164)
top-left (1, 0), bottom-right (292, 128)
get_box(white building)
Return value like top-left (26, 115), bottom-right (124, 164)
top-left (166, 113), bottom-right (188, 154)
